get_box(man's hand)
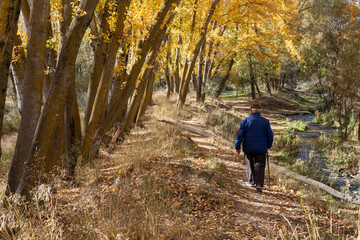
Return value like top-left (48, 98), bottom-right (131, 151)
top-left (236, 149), bottom-right (240, 154)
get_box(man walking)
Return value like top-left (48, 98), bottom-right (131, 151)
top-left (235, 103), bottom-right (274, 192)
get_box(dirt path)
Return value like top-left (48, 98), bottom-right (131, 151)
top-left (170, 117), bottom-right (353, 239)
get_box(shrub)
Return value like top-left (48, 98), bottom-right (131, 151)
top-left (205, 110), bottom-right (240, 142)
top-left (313, 116), bottom-right (323, 124)
top-left (274, 128), bottom-right (299, 154)
top-left (327, 146), bottom-right (358, 174)
top-left (287, 120), bottom-right (308, 132)
top-left (323, 111), bottom-right (337, 127)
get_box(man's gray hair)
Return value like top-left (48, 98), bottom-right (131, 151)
top-left (251, 108), bottom-right (262, 113)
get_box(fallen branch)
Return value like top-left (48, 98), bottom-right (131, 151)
top-left (159, 116), bottom-right (360, 205)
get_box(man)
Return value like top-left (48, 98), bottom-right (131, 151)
top-left (235, 103), bottom-right (274, 192)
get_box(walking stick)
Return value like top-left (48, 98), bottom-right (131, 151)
top-left (267, 152), bottom-right (271, 189)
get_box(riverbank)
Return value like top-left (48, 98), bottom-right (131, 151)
top-left (287, 114), bottom-right (360, 197)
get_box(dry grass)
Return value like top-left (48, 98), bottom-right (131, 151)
top-left (0, 91), bottom-right (358, 239)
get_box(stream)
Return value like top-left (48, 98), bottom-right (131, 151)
top-left (287, 114), bottom-right (360, 197)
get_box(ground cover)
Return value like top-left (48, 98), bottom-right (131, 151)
top-left (0, 89), bottom-right (358, 239)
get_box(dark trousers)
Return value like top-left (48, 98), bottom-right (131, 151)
top-left (245, 153), bottom-right (266, 187)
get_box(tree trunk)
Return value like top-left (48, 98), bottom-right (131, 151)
top-left (206, 59), bottom-right (215, 82)
top-left (43, 110), bottom-right (65, 177)
top-left (64, 67), bottom-right (82, 177)
top-left (107, 43), bottom-right (129, 115)
top-left (10, 35), bottom-right (26, 114)
top-left (179, 60), bottom-right (189, 94)
top-left (255, 81), bottom-right (261, 96)
top-left (250, 82), bottom-right (256, 99)
top-left (174, 36), bottom-right (182, 93)
top-left (97, 0), bottom-right (180, 137)
top-left (247, 56), bottom-right (256, 100)
top-left (6, 0), bottom-right (50, 195)
top-left (266, 81), bottom-right (272, 95)
top-left (165, 34), bottom-right (172, 98)
top-left (177, 0), bottom-right (220, 107)
top-left (192, 73), bottom-right (197, 92)
top-left (20, 0), bottom-right (30, 33)
top-left (136, 63), bottom-right (158, 123)
top-left (81, 0), bottom-right (130, 163)
top-left (15, 0), bottom-right (99, 199)
top-left (0, 0), bottom-right (21, 158)
top-left (213, 58), bottom-right (234, 98)
top-left (281, 73), bottom-right (286, 88)
top-left (44, 20), bottom-right (58, 99)
top-left (83, 2), bottom-right (111, 136)
top-left (39, 0), bottom-right (74, 180)
top-left (196, 45), bottom-right (205, 103)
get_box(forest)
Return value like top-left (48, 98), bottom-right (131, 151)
top-left (0, 0), bottom-right (360, 239)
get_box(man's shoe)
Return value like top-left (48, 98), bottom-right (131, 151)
top-left (256, 185), bottom-right (262, 193)
top-left (246, 182), bottom-right (255, 188)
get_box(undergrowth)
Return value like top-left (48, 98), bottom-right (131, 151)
top-left (205, 109), bottom-right (240, 142)
top-left (315, 135), bottom-right (359, 175)
top-left (287, 120), bottom-right (308, 132)
top-left (273, 127), bottom-right (300, 164)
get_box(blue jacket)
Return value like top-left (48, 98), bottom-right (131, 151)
top-left (235, 113), bottom-right (274, 154)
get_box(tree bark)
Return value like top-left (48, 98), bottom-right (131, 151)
top-left (196, 45), bottom-right (205, 102)
top-left (174, 36), bottom-right (182, 93)
top-left (7, 0), bottom-right (50, 195)
top-left (213, 58), bottom-right (234, 98)
top-left (266, 80), bottom-right (272, 95)
top-left (81, 0), bottom-right (130, 163)
top-left (165, 34), bottom-right (172, 98)
top-left (136, 63), bottom-right (158, 123)
top-left (107, 42), bottom-right (129, 115)
top-left (64, 67), bottom-right (82, 177)
top-left (44, 17), bottom-right (58, 99)
top-left (247, 56), bottom-right (256, 100)
top-left (191, 73), bottom-right (197, 92)
top-left (83, 1), bottom-right (111, 136)
top-left (255, 81), bottom-right (261, 96)
top-left (15, 0), bottom-right (99, 199)
top-left (177, 0), bottom-right (220, 107)
top-left (10, 35), bottom-right (25, 114)
top-left (40, 0), bottom-right (74, 180)
top-left (179, 60), bottom-right (189, 95)
top-left (21, 0), bottom-right (30, 33)
top-left (0, 0), bottom-right (21, 158)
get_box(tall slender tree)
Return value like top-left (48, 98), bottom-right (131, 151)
top-left (7, 0), bottom-right (51, 195)
top-left (0, 0), bottom-right (21, 157)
